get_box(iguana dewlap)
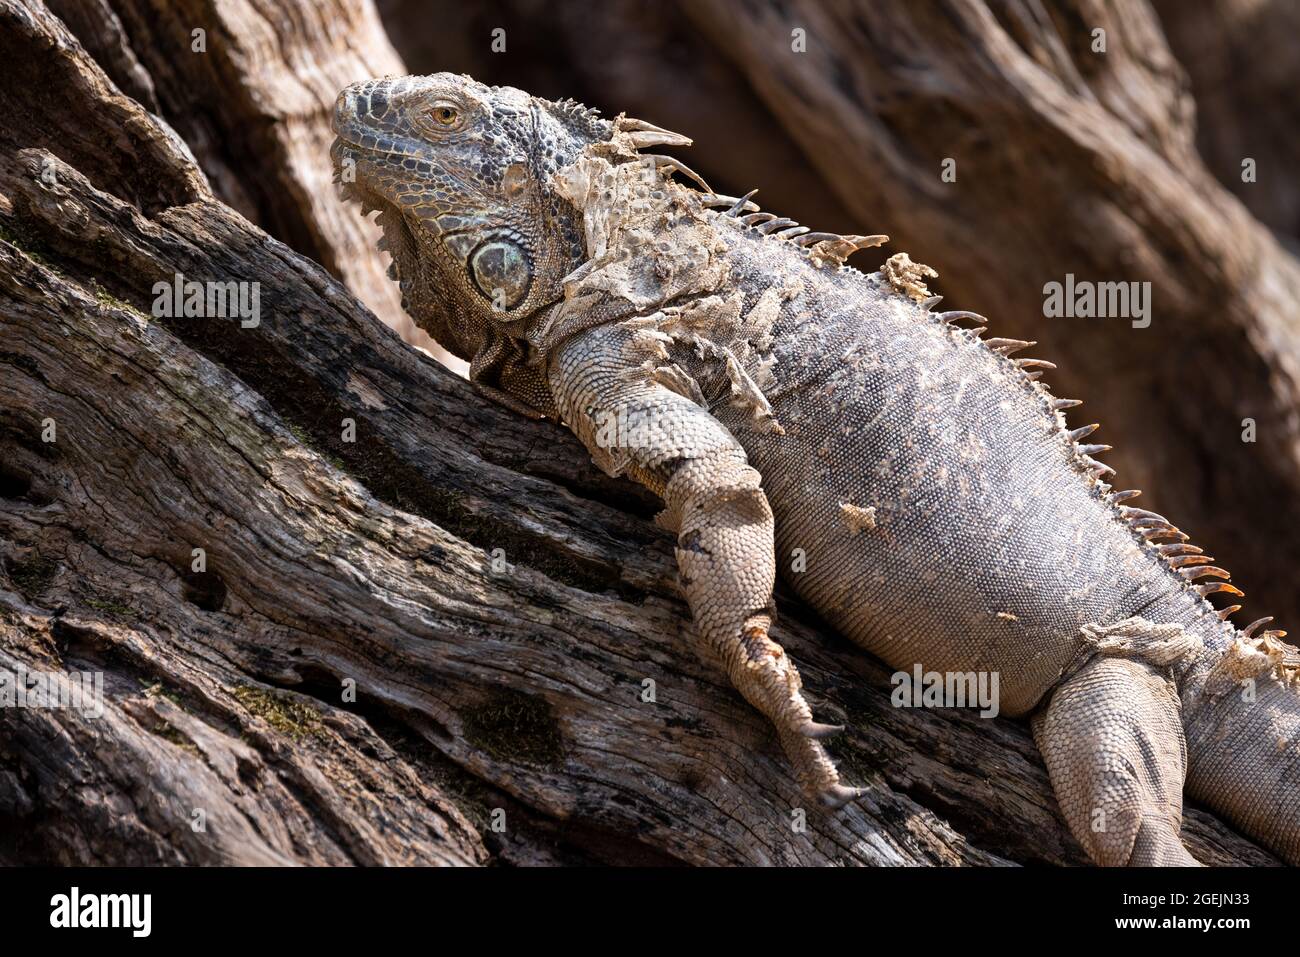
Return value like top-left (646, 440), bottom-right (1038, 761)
top-left (332, 72), bottom-right (1300, 866)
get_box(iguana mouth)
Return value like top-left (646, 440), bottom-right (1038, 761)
top-left (329, 138), bottom-right (402, 215)
top-left (330, 133), bottom-right (413, 160)
top-left (328, 137), bottom-right (394, 180)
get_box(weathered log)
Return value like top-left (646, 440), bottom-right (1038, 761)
top-left (0, 0), bottom-right (1279, 866)
top-left (46, 0), bottom-right (462, 366)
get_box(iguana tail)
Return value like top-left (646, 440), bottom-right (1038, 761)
top-left (1181, 622), bottom-right (1300, 864)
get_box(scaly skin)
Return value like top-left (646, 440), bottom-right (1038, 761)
top-left (332, 73), bottom-right (1300, 865)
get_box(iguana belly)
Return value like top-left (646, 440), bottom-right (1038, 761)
top-left (713, 278), bottom-right (1204, 717)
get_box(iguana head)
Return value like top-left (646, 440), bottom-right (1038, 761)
top-left (331, 73), bottom-right (612, 361)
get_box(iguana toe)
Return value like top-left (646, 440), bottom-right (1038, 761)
top-left (818, 784), bottom-right (870, 809)
top-left (797, 720), bottom-right (846, 739)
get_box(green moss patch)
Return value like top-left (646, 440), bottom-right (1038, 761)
top-left (462, 688), bottom-right (564, 768)
top-left (85, 591), bottom-right (136, 623)
top-left (232, 684), bottom-right (326, 741)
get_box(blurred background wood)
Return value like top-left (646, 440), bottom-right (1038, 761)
top-left (1152, 0), bottom-right (1300, 246)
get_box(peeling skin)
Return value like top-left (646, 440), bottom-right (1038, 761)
top-left (839, 502), bottom-right (877, 533)
top-left (648, 362), bottom-right (708, 407)
top-left (1206, 634), bottom-right (1300, 694)
top-left (883, 252), bottom-right (939, 301)
top-left (809, 233), bottom-right (888, 269)
top-left (550, 139), bottom-right (729, 311)
top-left (551, 136), bottom-right (793, 434)
top-left (1078, 616), bottom-right (1201, 666)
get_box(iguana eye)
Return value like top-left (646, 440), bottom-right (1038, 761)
top-left (429, 105), bottom-right (460, 127)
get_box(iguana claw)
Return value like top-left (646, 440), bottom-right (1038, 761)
top-left (819, 784), bottom-right (869, 809)
top-left (798, 721), bottom-right (845, 739)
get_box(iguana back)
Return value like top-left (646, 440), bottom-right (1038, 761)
top-left (695, 221), bottom-right (1225, 717)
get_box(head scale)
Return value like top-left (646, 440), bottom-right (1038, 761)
top-left (330, 73), bottom-right (611, 363)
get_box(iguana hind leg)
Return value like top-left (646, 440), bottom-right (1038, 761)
top-left (1033, 653), bottom-right (1199, 866)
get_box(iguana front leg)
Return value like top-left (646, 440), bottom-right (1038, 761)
top-left (548, 324), bottom-right (860, 806)
top-left (663, 447), bottom-right (853, 803)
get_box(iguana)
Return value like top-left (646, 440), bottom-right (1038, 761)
top-left (331, 72), bottom-right (1300, 866)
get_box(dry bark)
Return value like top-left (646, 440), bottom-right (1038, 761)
top-left (1152, 0), bottom-right (1300, 244)
top-left (0, 0), bottom-right (1280, 866)
top-left (46, 0), bottom-right (463, 367)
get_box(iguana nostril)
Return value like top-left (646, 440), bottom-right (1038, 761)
top-left (469, 240), bottom-right (530, 308)
top-left (331, 90), bottom-right (355, 133)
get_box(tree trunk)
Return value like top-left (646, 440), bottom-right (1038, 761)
top-left (46, 0), bottom-right (465, 368)
top-left (0, 0), bottom-right (1280, 866)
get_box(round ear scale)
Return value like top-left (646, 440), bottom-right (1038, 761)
top-left (470, 241), bottom-right (531, 309)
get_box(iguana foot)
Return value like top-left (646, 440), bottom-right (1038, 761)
top-left (727, 623), bottom-right (866, 808)
top-left (797, 721), bottom-right (846, 739)
top-left (817, 783), bottom-right (871, 810)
